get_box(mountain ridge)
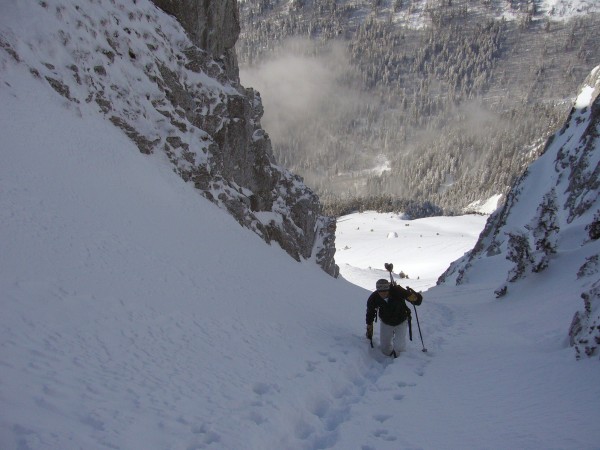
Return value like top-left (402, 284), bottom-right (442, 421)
top-left (0, 0), bottom-right (338, 275)
top-left (438, 65), bottom-right (600, 358)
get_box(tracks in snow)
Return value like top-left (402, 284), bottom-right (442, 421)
top-left (246, 299), bottom-right (466, 450)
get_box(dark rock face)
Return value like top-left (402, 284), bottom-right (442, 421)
top-left (151, 0), bottom-right (240, 80)
top-left (147, 0), bottom-right (338, 276)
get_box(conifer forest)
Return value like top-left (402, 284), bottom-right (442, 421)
top-left (236, 0), bottom-right (600, 216)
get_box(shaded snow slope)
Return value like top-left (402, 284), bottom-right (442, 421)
top-left (1, 65), bottom-right (599, 448)
top-left (0, 51), bottom-right (364, 449)
top-left (2, 6), bottom-right (600, 450)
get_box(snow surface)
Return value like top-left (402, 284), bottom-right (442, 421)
top-left (335, 212), bottom-right (488, 292)
top-left (2, 64), bottom-right (599, 449)
top-left (540, 0), bottom-right (600, 18)
top-left (464, 194), bottom-right (504, 215)
top-left (384, 0), bottom-right (598, 29)
top-left (2, 2), bottom-right (600, 450)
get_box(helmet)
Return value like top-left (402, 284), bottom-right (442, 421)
top-left (376, 279), bottom-right (390, 292)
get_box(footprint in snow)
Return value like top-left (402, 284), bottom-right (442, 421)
top-left (373, 414), bottom-right (392, 423)
top-left (318, 351), bottom-right (337, 363)
top-left (190, 423), bottom-right (221, 448)
top-left (306, 360), bottom-right (319, 372)
top-left (372, 428), bottom-right (397, 441)
top-left (252, 381), bottom-right (278, 396)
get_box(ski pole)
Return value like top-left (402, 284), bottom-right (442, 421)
top-left (405, 285), bottom-right (427, 352)
top-left (412, 303), bottom-right (427, 353)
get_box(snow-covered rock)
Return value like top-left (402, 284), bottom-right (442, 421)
top-left (0, 0), bottom-right (337, 276)
top-left (438, 66), bottom-right (600, 359)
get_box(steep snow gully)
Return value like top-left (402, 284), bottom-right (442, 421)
top-left (2, 1), bottom-right (600, 449)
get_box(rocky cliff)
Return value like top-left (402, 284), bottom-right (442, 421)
top-left (438, 66), bottom-right (600, 359)
top-left (0, 0), bottom-right (338, 276)
top-left (151, 0), bottom-right (240, 79)
top-left (149, 0), bottom-right (337, 275)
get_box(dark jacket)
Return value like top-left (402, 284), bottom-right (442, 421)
top-left (366, 285), bottom-right (422, 327)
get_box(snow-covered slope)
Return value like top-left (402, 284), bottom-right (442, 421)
top-left (0, 0), bottom-right (337, 275)
top-left (440, 66), bottom-right (600, 359)
top-left (539, 0), bottom-right (600, 18)
top-left (2, 3), bottom-right (600, 450)
top-left (0, 41), bottom-right (363, 448)
top-left (2, 63), bottom-right (600, 447)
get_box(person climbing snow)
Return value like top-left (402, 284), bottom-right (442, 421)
top-left (366, 278), bottom-right (423, 358)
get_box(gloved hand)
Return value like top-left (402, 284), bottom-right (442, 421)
top-left (406, 286), bottom-right (422, 303)
top-left (366, 323), bottom-right (373, 340)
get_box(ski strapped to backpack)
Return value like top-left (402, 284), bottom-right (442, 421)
top-left (385, 263), bottom-right (427, 353)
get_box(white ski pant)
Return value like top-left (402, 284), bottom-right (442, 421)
top-left (379, 320), bottom-right (408, 356)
